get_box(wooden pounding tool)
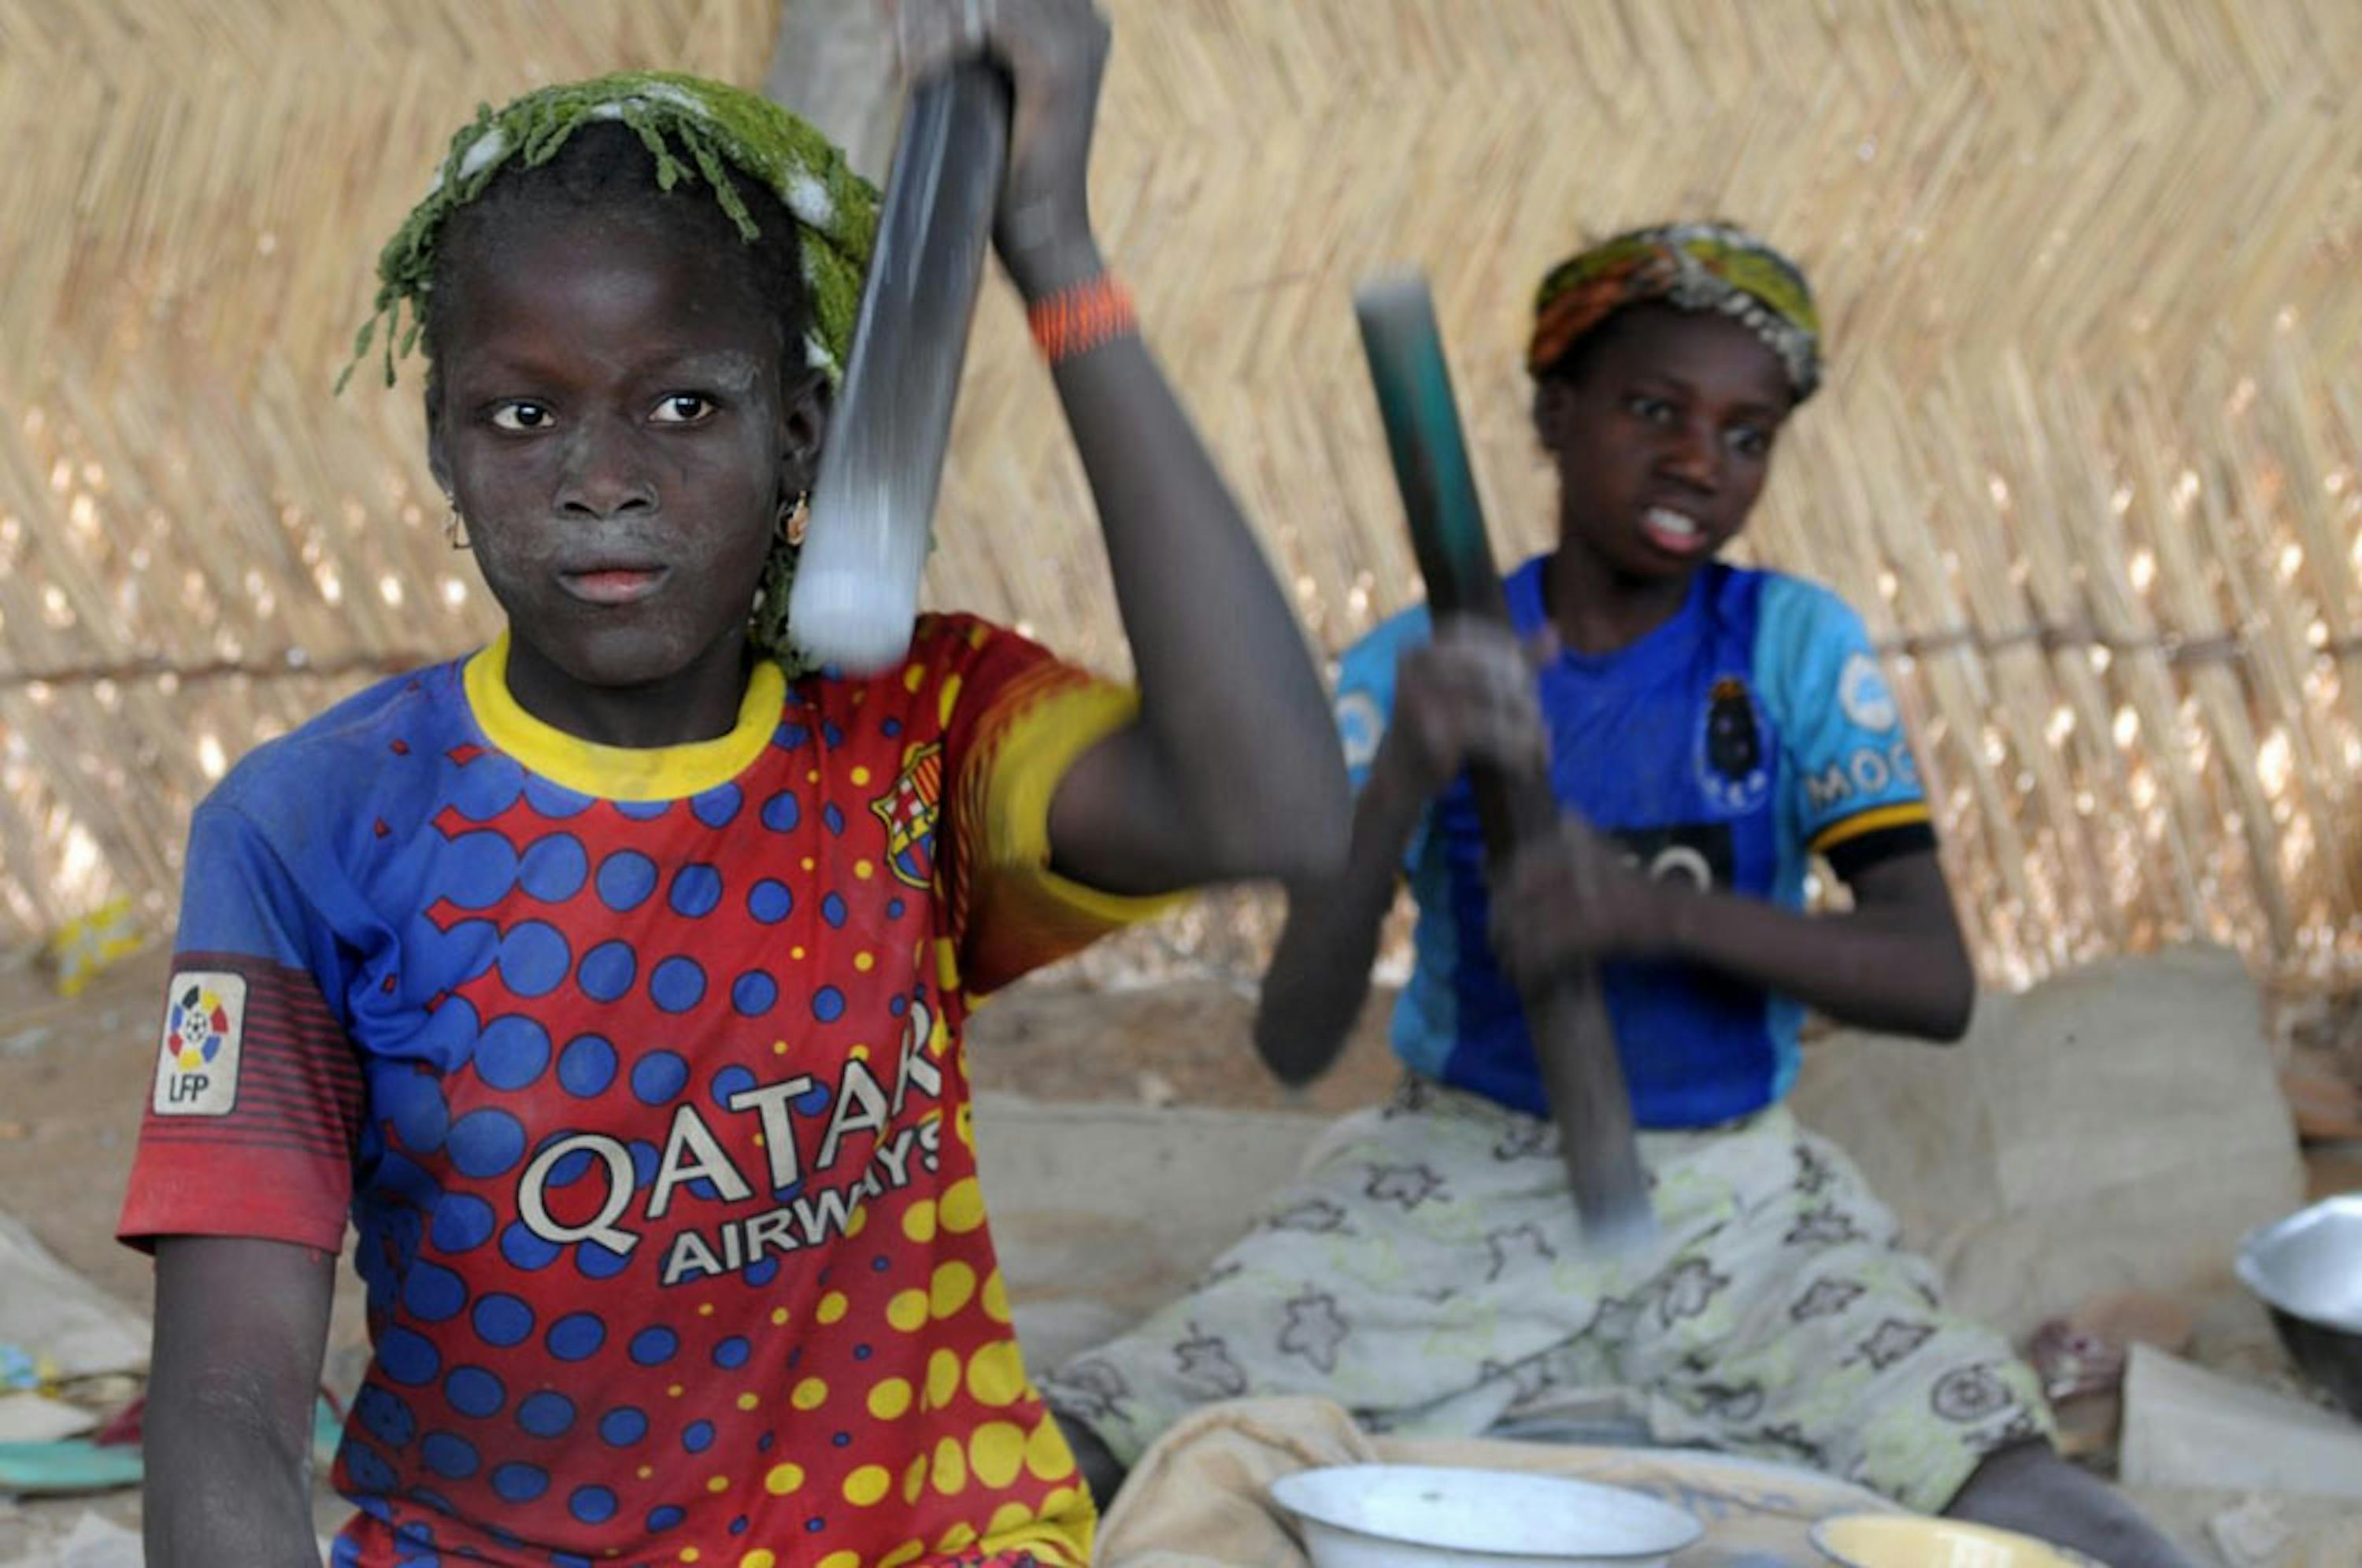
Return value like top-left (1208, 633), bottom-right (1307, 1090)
top-left (1353, 275), bottom-right (1656, 1251)
top-left (789, 61), bottom-right (1010, 673)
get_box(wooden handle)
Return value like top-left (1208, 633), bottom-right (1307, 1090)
top-left (791, 61), bottom-right (1009, 672)
top-left (1353, 276), bottom-right (1655, 1250)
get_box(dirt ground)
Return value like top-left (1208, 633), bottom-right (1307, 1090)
top-left (0, 950), bottom-right (179, 1314)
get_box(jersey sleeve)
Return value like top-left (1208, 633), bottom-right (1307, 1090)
top-left (920, 616), bottom-right (1179, 998)
top-left (117, 801), bottom-right (364, 1254)
top-left (1756, 576), bottom-right (1938, 881)
top-left (1333, 605), bottom-right (1434, 868)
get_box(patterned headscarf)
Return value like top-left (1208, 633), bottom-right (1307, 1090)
top-left (344, 72), bottom-right (883, 667)
top-left (1528, 222), bottom-right (1821, 401)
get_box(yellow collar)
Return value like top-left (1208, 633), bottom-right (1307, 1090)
top-left (461, 631), bottom-right (784, 802)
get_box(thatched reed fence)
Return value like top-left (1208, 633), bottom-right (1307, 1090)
top-left (2, 0), bottom-right (2357, 990)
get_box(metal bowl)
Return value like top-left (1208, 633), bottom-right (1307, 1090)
top-left (1270, 1464), bottom-right (1703, 1567)
top-left (2234, 1193), bottom-right (2362, 1417)
top-left (1810, 1514), bottom-right (2099, 1566)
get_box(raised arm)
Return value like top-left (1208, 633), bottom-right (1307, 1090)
top-left (145, 1237), bottom-right (336, 1568)
top-left (1257, 620), bottom-right (1553, 1082)
top-left (903, 0), bottom-right (1346, 893)
top-left (1254, 753), bottom-right (1425, 1085)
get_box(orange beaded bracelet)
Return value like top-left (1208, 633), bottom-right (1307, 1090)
top-left (1026, 273), bottom-right (1138, 364)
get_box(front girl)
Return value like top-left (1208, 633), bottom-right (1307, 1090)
top-left (121, 5), bottom-right (1344, 1564)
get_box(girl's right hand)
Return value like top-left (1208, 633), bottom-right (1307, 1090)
top-left (891, 0), bottom-right (1111, 298)
top-left (1376, 618), bottom-right (1554, 800)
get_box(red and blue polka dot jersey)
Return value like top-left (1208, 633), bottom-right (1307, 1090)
top-left (120, 614), bottom-right (1166, 1567)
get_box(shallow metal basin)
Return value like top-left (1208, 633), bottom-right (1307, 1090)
top-left (2235, 1193), bottom-right (2362, 1418)
top-left (1270, 1464), bottom-right (1703, 1567)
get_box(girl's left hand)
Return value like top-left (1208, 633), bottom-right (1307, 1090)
top-left (1490, 818), bottom-right (1679, 982)
top-left (894, 0), bottom-right (1111, 298)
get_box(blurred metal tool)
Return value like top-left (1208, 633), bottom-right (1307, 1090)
top-left (789, 60), bottom-right (1009, 672)
top-left (1353, 273), bottom-right (1655, 1252)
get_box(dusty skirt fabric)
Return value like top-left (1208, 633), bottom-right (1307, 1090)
top-left (1044, 1078), bottom-right (2051, 1513)
top-left (1090, 1394), bottom-right (1901, 1567)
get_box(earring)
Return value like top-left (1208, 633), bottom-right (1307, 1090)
top-left (442, 499), bottom-right (471, 552)
top-left (776, 492), bottom-right (811, 548)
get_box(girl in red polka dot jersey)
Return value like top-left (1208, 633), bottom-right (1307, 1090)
top-left (120, 5), bottom-right (1346, 1565)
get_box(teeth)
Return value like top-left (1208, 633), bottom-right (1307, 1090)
top-left (1646, 506), bottom-right (1701, 538)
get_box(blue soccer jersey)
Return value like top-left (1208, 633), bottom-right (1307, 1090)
top-left (1334, 557), bottom-right (1934, 1128)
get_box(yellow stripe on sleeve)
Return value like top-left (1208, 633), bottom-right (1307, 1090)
top-left (955, 679), bottom-right (1183, 995)
top-left (1810, 800), bottom-right (1933, 855)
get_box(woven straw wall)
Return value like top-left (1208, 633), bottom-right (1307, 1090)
top-left (2, 0), bottom-right (2358, 989)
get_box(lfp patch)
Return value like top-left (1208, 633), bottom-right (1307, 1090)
top-left (152, 970), bottom-right (246, 1116)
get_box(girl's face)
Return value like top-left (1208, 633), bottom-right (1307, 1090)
top-left (428, 210), bottom-right (820, 697)
top-left (1535, 303), bottom-right (1794, 584)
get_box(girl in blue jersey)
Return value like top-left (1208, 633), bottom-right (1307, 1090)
top-left (1047, 225), bottom-right (2188, 1567)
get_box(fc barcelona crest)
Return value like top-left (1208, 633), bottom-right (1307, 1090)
top-left (871, 741), bottom-right (944, 889)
